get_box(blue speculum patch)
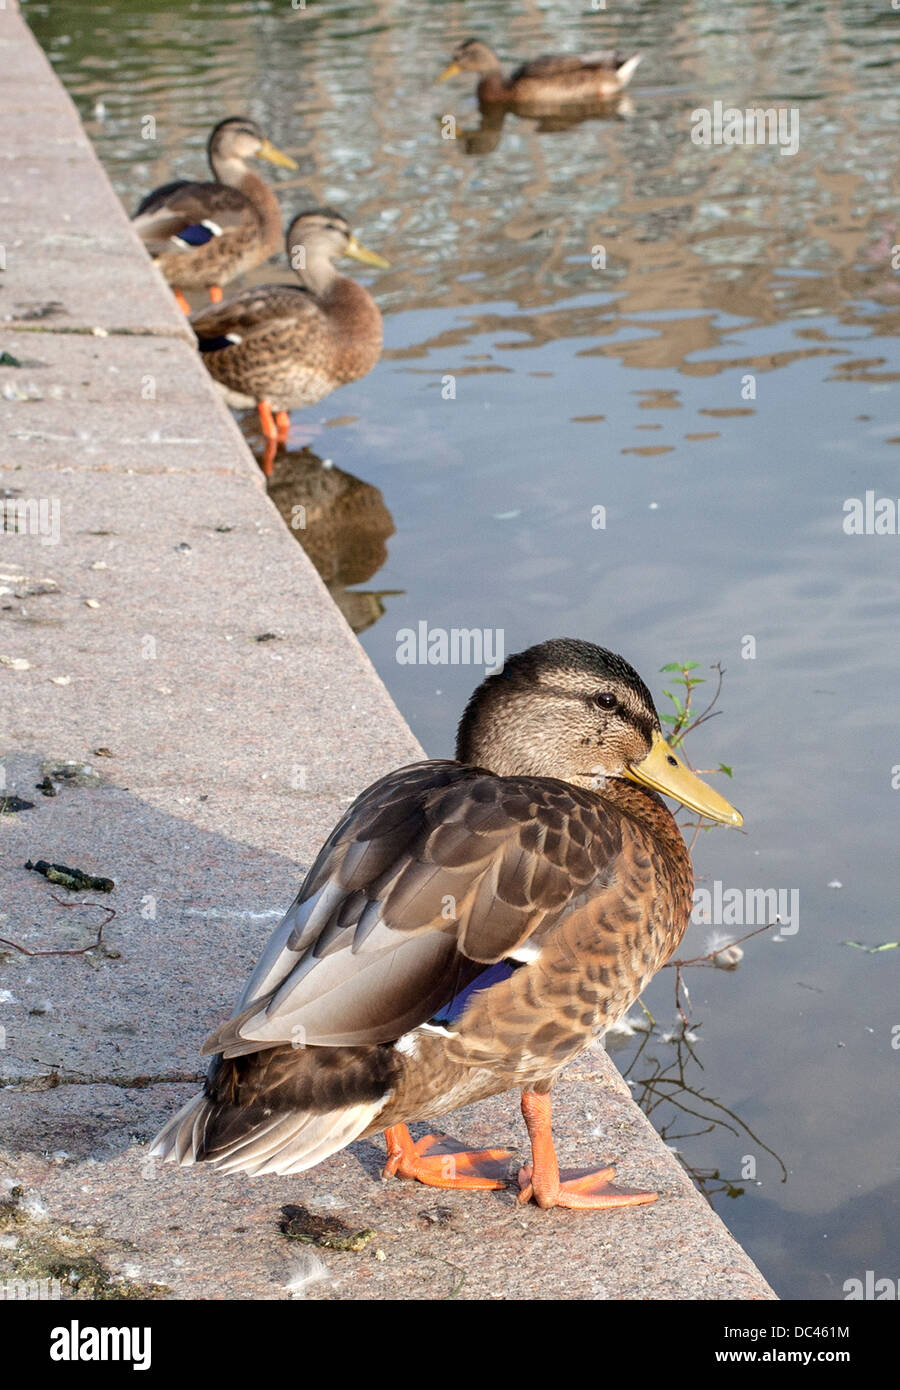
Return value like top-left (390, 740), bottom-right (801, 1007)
top-left (430, 960), bottom-right (516, 1027)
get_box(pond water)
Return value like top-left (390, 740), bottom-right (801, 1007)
top-left (24, 0), bottom-right (900, 1300)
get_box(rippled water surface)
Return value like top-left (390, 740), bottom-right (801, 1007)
top-left (24, 0), bottom-right (900, 1299)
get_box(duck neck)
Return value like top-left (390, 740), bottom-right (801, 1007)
top-left (297, 248), bottom-right (341, 300)
top-left (477, 63), bottom-right (510, 102)
top-left (322, 279), bottom-right (385, 382)
top-left (236, 169), bottom-right (283, 255)
top-left (594, 777), bottom-right (694, 908)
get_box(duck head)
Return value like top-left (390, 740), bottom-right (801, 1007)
top-left (438, 39), bottom-right (502, 81)
top-left (456, 638), bottom-right (742, 826)
top-left (285, 208), bottom-right (389, 292)
top-left (207, 116), bottom-right (298, 184)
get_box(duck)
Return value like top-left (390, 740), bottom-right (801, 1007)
top-left (189, 208), bottom-right (389, 476)
top-left (152, 638), bottom-right (742, 1211)
top-left (131, 117), bottom-right (298, 313)
top-left (438, 38), bottom-right (641, 106)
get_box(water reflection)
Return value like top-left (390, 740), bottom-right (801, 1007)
top-left (610, 1023), bottom-right (788, 1205)
top-left (445, 95), bottom-right (636, 157)
top-left (260, 436), bottom-right (400, 635)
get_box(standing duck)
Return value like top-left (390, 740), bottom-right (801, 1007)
top-left (131, 117), bottom-right (298, 313)
top-left (439, 38), bottom-right (641, 106)
top-left (152, 639), bottom-right (742, 1211)
top-left (190, 208), bottom-right (389, 475)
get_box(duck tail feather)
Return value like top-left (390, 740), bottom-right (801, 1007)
top-left (149, 1092), bottom-right (384, 1176)
top-left (149, 1091), bottom-right (211, 1167)
top-left (615, 54), bottom-right (642, 87)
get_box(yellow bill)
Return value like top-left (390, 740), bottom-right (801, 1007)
top-left (624, 730), bottom-right (743, 827)
top-left (256, 139), bottom-right (298, 171)
top-left (437, 60), bottom-right (461, 83)
top-left (345, 235), bottom-right (390, 269)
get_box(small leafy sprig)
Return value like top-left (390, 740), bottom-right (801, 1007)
top-left (659, 661), bottom-right (734, 847)
top-left (659, 660), bottom-right (730, 777)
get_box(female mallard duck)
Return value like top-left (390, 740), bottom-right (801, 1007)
top-left (152, 639), bottom-right (741, 1211)
top-left (131, 117), bottom-right (298, 313)
top-left (439, 38), bottom-right (641, 105)
top-left (190, 208), bottom-right (389, 475)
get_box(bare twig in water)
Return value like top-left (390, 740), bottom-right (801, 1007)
top-left (664, 922), bottom-right (774, 1023)
top-left (622, 1031), bottom-right (788, 1187)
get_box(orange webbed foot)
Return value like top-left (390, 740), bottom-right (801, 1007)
top-left (383, 1125), bottom-right (514, 1190)
top-left (517, 1090), bottom-right (658, 1211)
top-left (517, 1162), bottom-right (658, 1210)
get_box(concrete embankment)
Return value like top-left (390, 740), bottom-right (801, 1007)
top-left (0, 1), bottom-right (775, 1299)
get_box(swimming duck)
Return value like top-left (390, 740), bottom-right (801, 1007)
top-left (152, 639), bottom-right (741, 1211)
top-left (439, 38), bottom-right (641, 106)
top-left (132, 117), bottom-right (298, 313)
top-left (190, 208), bottom-right (389, 476)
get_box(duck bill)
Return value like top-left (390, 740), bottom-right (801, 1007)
top-left (437, 60), bottom-right (461, 83)
top-left (345, 235), bottom-right (390, 269)
top-left (624, 731), bottom-right (743, 827)
top-left (256, 139), bottom-right (298, 171)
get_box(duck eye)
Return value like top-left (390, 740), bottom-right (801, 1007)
top-left (594, 692), bottom-right (617, 710)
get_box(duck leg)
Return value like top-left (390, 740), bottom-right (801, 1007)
top-left (257, 401), bottom-right (279, 476)
top-left (174, 289), bottom-right (191, 314)
top-left (208, 285), bottom-right (224, 303)
top-left (383, 1124), bottom-right (514, 1190)
top-left (275, 410), bottom-right (291, 445)
top-left (516, 1091), bottom-right (658, 1210)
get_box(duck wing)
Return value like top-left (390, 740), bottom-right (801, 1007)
top-left (190, 283), bottom-right (319, 341)
top-left (579, 49), bottom-right (630, 71)
top-left (511, 53), bottom-right (589, 81)
top-left (131, 180), bottom-right (257, 256)
top-left (202, 760), bottom-right (621, 1055)
top-left (512, 51), bottom-right (632, 82)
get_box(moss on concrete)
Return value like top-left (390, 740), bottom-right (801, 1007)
top-left (0, 1188), bottom-right (168, 1300)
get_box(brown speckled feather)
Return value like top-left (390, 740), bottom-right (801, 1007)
top-left (190, 761), bottom-right (691, 1146)
top-left (510, 51), bottom-right (627, 83)
top-left (134, 181), bottom-right (258, 249)
top-left (191, 278), bottom-right (383, 411)
top-left (135, 171), bottom-right (282, 291)
top-left (491, 53), bottom-right (639, 104)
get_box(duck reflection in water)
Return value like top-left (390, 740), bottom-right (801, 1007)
top-left (447, 93), bottom-right (636, 155)
top-left (256, 436), bottom-right (401, 635)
